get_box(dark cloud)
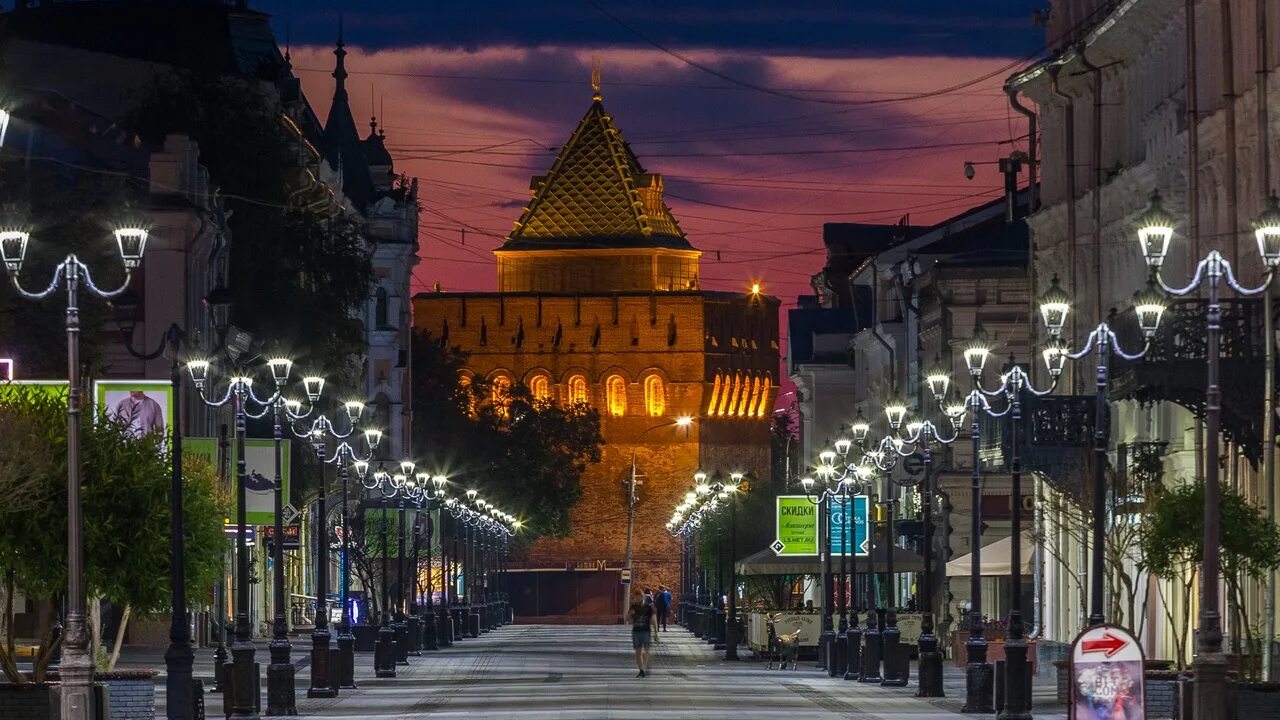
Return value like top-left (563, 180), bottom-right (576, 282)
top-left (254, 0), bottom-right (1043, 59)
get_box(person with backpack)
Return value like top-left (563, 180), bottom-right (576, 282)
top-left (628, 590), bottom-right (654, 677)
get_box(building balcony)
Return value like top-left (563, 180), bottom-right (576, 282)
top-left (1110, 298), bottom-right (1269, 465)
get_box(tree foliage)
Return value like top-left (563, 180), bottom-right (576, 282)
top-left (1140, 479), bottom-right (1280, 672)
top-left (0, 389), bottom-right (229, 681)
top-left (126, 71), bottom-right (373, 381)
top-left (410, 331), bottom-right (603, 540)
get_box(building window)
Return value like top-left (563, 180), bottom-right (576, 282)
top-left (568, 375), bottom-right (588, 405)
top-left (372, 393), bottom-right (391, 456)
top-left (644, 375), bottom-right (665, 417)
top-left (458, 374), bottom-right (477, 418)
top-left (605, 375), bottom-right (627, 417)
top-left (375, 287), bottom-right (390, 329)
top-left (491, 375), bottom-right (513, 419)
top-left (529, 375), bottom-right (550, 402)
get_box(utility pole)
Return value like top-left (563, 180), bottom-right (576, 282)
top-left (622, 454), bottom-right (638, 621)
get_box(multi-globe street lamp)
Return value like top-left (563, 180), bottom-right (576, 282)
top-left (667, 470), bottom-right (746, 661)
top-left (186, 354), bottom-right (310, 720)
top-left (444, 490), bottom-right (518, 636)
top-left (294, 405), bottom-right (381, 693)
top-left (1, 206), bottom-right (148, 720)
top-left (806, 438), bottom-right (875, 681)
top-left (1127, 192), bottom-right (1280, 720)
top-left (864, 378), bottom-right (968, 698)
top-left (962, 346), bottom-right (1063, 719)
top-left (412, 473), bottom-right (449, 651)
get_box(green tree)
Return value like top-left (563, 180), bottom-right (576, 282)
top-left (0, 389), bottom-right (230, 681)
top-left (410, 331), bottom-right (603, 540)
top-left (1140, 479), bottom-right (1280, 672)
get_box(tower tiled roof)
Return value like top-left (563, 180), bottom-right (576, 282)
top-left (502, 99), bottom-right (692, 251)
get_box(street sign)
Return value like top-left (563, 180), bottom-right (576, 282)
top-left (620, 569), bottom-right (632, 585)
top-left (1069, 624), bottom-right (1145, 719)
top-left (281, 503), bottom-right (300, 525)
top-left (773, 496), bottom-right (818, 556)
top-left (828, 495), bottom-right (870, 557)
top-left (261, 524), bottom-right (300, 550)
top-left (902, 455), bottom-right (925, 476)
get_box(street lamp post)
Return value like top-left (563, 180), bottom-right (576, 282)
top-left (186, 354), bottom-right (299, 720)
top-left (667, 471), bottom-right (745, 661)
top-left (1127, 192), bottom-right (1280, 720)
top-left (295, 407), bottom-right (380, 693)
top-left (263, 369), bottom-right (324, 716)
top-left (965, 344), bottom-right (1062, 719)
top-left (724, 473), bottom-right (744, 661)
top-left (1, 207), bottom-right (148, 720)
top-left (109, 312), bottom-right (195, 719)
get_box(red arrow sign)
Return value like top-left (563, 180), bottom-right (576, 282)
top-left (1082, 631), bottom-right (1128, 658)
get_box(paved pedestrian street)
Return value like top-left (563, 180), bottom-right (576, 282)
top-left (137, 625), bottom-right (1068, 719)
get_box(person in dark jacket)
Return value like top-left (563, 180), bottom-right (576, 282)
top-left (654, 585), bottom-right (671, 632)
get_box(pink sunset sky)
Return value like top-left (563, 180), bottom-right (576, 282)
top-left (287, 40), bottom-right (1034, 375)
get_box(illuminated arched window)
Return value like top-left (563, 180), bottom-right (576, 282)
top-left (707, 374), bottom-right (722, 416)
top-left (747, 375), bottom-right (762, 418)
top-left (491, 375), bottom-right (513, 419)
top-left (644, 375), bottom-right (666, 417)
top-left (757, 375), bottom-right (773, 417)
top-left (606, 375), bottom-right (627, 417)
top-left (568, 375), bottom-right (588, 405)
top-left (529, 375), bottom-right (550, 402)
top-left (491, 375), bottom-right (512, 404)
top-left (727, 373), bottom-right (743, 416)
top-left (458, 374), bottom-right (477, 418)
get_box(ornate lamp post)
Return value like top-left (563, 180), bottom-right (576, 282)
top-left (262, 370), bottom-right (324, 715)
top-left (109, 301), bottom-right (200, 719)
top-left (818, 424), bottom-right (876, 682)
top-left (964, 342), bottom-right (1062, 718)
top-left (2, 207), bottom-right (148, 720)
top-left (800, 464), bottom-right (854, 676)
top-left (186, 353), bottom-right (300, 720)
top-left (871, 370), bottom-right (969, 698)
top-left (1127, 192), bottom-right (1280, 720)
top-left (292, 403), bottom-right (380, 694)
top-left (419, 475), bottom-right (448, 650)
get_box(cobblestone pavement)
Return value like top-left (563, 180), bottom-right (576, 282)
top-left (137, 625), bottom-right (1069, 718)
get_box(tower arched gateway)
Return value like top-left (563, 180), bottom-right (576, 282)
top-left (413, 84), bottom-right (779, 622)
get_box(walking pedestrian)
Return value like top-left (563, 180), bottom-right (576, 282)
top-left (628, 590), bottom-right (654, 677)
top-left (654, 585), bottom-right (671, 633)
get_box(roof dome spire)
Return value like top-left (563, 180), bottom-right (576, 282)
top-left (332, 15), bottom-right (348, 99)
top-left (591, 56), bottom-right (602, 102)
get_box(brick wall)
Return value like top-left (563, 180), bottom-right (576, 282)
top-left (1144, 675), bottom-right (1179, 719)
top-left (0, 683), bottom-right (55, 720)
top-left (1237, 685), bottom-right (1280, 720)
top-left (103, 677), bottom-right (155, 720)
top-left (415, 290), bottom-right (778, 617)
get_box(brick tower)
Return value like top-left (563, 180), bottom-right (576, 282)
top-left (413, 84), bottom-right (778, 622)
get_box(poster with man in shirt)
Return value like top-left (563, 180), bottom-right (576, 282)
top-left (95, 380), bottom-right (172, 441)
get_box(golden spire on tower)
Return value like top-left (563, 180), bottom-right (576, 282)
top-left (591, 56), bottom-right (602, 101)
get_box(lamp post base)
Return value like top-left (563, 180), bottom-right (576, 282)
top-left (394, 620), bottom-right (410, 665)
top-left (817, 629), bottom-right (834, 670)
top-left (724, 617), bottom-right (741, 661)
top-left (881, 622), bottom-right (908, 687)
top-left (228, 638), bottom-right (261, 720)
top-left (422, 612), bottom-right (439, 650)
top-left (468, 609), bottom-right (482, 639)
top-left (335, 630), bottom-right (357, 689)
top-left (407, 615), bottom-right (422, 655)
top-left (844, 626), bottom-right (862, 681)
top-left (831, 629), bottom-right (847, 678)
top-left (915, 627), bottom-right (945, 698)
top-left (163, 635), bottom-right (195, 720)
top-left (374, 624), bottom-right (398, 678)
top-left (999, 636), bottom-right (1032, 718)
top-left (860, 626), bottom-right (882, 684)
top-left (1192, 649), bottom-right (1233, 720)
top-left (439, 609), bottom-right (454, 647)
top-left (266, 637), bottom-right (296, 716)
top-left (962, 634), bottom-right (994, 714)
top-left (306, 628), bottom-right (336, 699)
